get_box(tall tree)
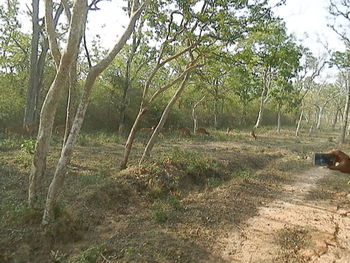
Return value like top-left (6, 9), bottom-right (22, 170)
top-left (24, 2), bottom-right (63, 129)
top-left (42, 0), bottom-right (146, 225)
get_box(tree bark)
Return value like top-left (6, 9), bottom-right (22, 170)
top-left (29, 0), bottom-right (88, 208)
top-left (254, 87), bottom-right (266, 129)
top-left (295, 109), bottom-right (303, 137)
top-left (339, 72), bottom-right (350, 143)
top-left (277, 107), bottom-right (281, 134)
top-left (24, 0), bottom-right (40, 128)
top-left (192, 96), bottom-right (206, 133)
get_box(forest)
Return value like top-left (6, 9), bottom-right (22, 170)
top-left (1, 0), bottom-right (350, 262)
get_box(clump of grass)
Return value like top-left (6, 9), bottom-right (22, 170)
top-left (70, 245), bottom-right (104, 263)
top-left (230, 168), bottom-right (254, 182)
top-left (159, 147), bottom-right (218, 176)
top-left (276, 226), bottom-right (310, 254)
top-left (152, 203), bottom-right (168, 223)
top-left (45, 202), bottom-right (84, 242)
top-left (151, 195), bottom-right (182, 223)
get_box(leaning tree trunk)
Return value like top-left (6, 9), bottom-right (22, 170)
top-left (63, 54), bottom-right (79, 144)
top-left (28, 0), bottom-right (88, 208)
top-left (254, 87), bottom-right (266, 129)
top-left (140, 72), bottom-right (190, 163)
top-left (120, 106), bottom-right (147, 169)
top-left (295, 109), bottom-right (304, 137)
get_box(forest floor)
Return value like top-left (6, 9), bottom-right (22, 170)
top-left (0, 128), bottom-right (350, 262)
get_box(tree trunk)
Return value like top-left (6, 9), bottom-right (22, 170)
top-left (42, 0), bottom-right (145, 224)
top-left (29, 0), bottom-right (89, 208)
top-left (24, 0), bottom-right (40, 128)
top-left (295, 109), bottom-right (303, 137)
top-left (118, 23), bottom-right (142, 135)
top-left (120, 107), bottom-right (146, 169)
top-left (254, 84), bottom-right (267, 129)
top-left (254, 96), bottom-right (265, 129)
top-left (316, 107), bottom-right (323, 130)
top-left (339, 74), bottom-right (350, 143)
top-left (140, 72), bottom-right (190, 163)
top-left (192, 96), bottom-right (205, 133)
top-left (64, 55), bottom-right (79, 144)
top-left (332, 108), bottom-right (339, 131)
top-left (277, 108), bottom-right (281, 134)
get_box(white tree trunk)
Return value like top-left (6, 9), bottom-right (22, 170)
top-left (29, 0), bottom-right (88, 208)
top-left (42, 0), bottom-right (145, 224)
top-left (277, 109), bottom-right (281, 134)
top-left (295, 109), bottom-right (304, 137)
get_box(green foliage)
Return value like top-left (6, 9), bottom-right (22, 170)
top-left (20, 139), bottom-right (35, 153)
top-left (0, 136), bottom-right (19, 151)
top-left (160, 147), bottom-right (218, 176)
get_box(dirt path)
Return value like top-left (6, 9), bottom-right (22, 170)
top-left (219, 168), bottom-right (350, 263)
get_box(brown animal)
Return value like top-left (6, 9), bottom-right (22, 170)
top-left (5, 126), bottom-right (25, 136)
top-left (5, 123), bottom-right (38, 136)
top-left (54, 124), bottom-right (66, 135)
top-left (24, 123), bottom-right (38, 136)
top-left (139, 127), bottom-right (154, 133)
top-left (177, 127), bottom-right (191, 137)
top-left (226, 127), bottom-right (233, 134)
top-left (250, 130), bottom-right (257, 140)
top-left (196, 127), bottom-right (210, 135)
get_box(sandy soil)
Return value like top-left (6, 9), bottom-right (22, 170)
top-left (218, 168), bottom-right (350, 263)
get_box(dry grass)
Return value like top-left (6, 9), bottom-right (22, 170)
top-left (0, 127), bottom-right (348, 262)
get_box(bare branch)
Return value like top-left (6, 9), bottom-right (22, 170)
top-left (44, 0), bottom-right (61, 67)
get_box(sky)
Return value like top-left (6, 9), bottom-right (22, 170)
top-left (271, 0), bottom-right (345, 56)
top-left (18, 0), bottom-right (346, 80)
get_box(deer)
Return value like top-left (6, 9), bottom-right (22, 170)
top-left (226, 127), bottom-right (234, 134)
top-left (196, 127), bottom-right (210, 135)
top-left (177, 127), bottom-right (192, 137)
top-left (5, 123), bottom-right (38, 136)
top-left (138, 127), bottom-right (154, 133)
top-left (250, 130), bottom-right (257, 140)
top-left (24, 123), bottom-right (38, 136)
top-left (54, 124), bottom-right (66, 135)
top-left (5, 126), bottom-right (25, 136)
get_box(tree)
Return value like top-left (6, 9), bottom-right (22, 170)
top-left (121, 0), bottom-right (278, 168)
top-left (24, 1), bottom-right (63, 129)
top-left (294, 52), bottom-right (327, 137)
top-left (235, 20), bottom-right (301, 129)
top-left (27, 0), bottom-right (146, 225)
top-left (330, 51), bottom-right (350, 143)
